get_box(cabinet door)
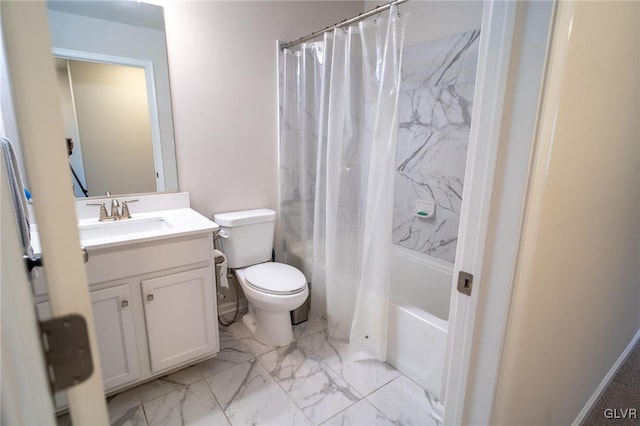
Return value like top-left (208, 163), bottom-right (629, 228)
top-left (35, 283), bottom-right (140, 401)
top-left (90, 284), bottom-right (140, 390)
top-left (141, 266), bottom-right (217, 373)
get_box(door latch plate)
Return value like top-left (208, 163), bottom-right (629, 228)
top-left (40, 314), bottom-right (94, 392)
top-left (457, 271), bottom-right (473, 296)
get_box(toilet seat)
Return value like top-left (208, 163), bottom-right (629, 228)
top-left (244, 262), bottom-right (306, 295)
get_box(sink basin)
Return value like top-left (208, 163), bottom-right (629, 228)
top-left (70, 207), bottom-right (218, 251)
top-left (79, 217), bottom-right (172, 241)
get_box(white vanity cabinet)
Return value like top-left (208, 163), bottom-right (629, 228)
top-left (34, 232), bottom-right (219, 410)
top-left (142, 266), bottom-right (217, 372)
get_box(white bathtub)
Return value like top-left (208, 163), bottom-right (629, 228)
top-left (387, 245), bottom-right (453, 400)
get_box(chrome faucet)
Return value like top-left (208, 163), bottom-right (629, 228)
top-left (110, 198), bottom-right (120, 218)
top-left (87, 198), bottom-right (138, 221)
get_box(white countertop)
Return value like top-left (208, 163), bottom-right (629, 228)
top-left (31, 207), bottom-right (219, 254)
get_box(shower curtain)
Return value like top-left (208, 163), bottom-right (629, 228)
top-left (278, 7), bottom-right (407, 360)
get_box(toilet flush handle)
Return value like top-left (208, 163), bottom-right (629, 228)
top-left (218, 229), bottom-right (229, 239)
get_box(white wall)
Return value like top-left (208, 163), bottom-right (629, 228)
top-left (493, 2), bottom-right (640, 424)
top-left (159, 1), bottom-right (364, 217)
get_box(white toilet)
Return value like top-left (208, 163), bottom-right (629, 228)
top-left (213, 208), bottom-right (308, 346)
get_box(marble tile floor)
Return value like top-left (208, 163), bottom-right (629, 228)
top-left (57, 317), bottom-right (440, 426)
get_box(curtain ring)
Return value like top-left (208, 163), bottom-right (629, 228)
top-left (388, 0), bottom-right (401, 18)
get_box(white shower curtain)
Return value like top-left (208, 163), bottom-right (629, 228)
top-left (279, 7), bottom-right (407, 360)
top-left (277, 41), bottom-right (323, 279)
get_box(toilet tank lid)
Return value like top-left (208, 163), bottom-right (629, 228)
top-left (214, 208), bottom-right (276, 227)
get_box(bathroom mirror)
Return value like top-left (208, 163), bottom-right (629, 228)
top-left (46, 0), bottom-right (178, 198)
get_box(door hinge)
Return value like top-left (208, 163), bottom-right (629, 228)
top-left (40, 314), bottom-right (94, 392)
top-left (457, 271), bottom-right (473, 296)
top-left (23, 254), bottom-right (43, 272)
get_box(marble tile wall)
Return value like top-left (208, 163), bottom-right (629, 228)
top-left (392, 30), bottom-right (481, 263)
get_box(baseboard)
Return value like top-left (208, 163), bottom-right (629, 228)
top-left (572, 328), bottom-right (640, 426)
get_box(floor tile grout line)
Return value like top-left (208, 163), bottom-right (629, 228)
top-left (198, 355), bottom-right (257, 380)
top-left (137, 383), bottom-right (182, 406)
top-left (296, 331), bottom-right (406, 401)
top-left (366, 399), bottom-right (397, 425)
top-left (359, 370), bottom-right (403, 398)
top-left (256, 349), bottom-right (317, 425)
top-left (258, 335), bottom-right (364, 426)
top-left (314, 354), bottom-right (392, 424)
top-left (364, 374), bottom-right (403, 401)
top-left (202, 374), bottom-right (234, 426)
top-left (296, 332), bottom-right (369, 397)
top-left (140, 401), bottom-right (150, 426)
top-left (390, 368), bottom-right (440, 404)
top-left (237, 355), bottom-right (316, 425)
top-left (364, 374), bottom-right (440, 426)
top-left (317, 398), bottom-right (393, 426)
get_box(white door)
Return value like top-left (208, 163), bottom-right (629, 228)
top-left (37, 284), bottom-right (140, 396)
top-left (142, 266), bottom-right (217, 373)
top-left (1, 2), bottom-right (108, 423)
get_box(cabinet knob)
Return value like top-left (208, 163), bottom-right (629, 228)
top-left (147, 294), bottom-right (154, 302)
top-left (81, 247), bottom-right (89, 264)
top-left (121, 300), bottom-right (129, 308)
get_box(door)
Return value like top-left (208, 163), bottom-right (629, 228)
top-left (37, 284), bottom-right (140, 398)
top-left (142, 266), bottom-right (218, 373)
top-left (89, 284), bottom-right (141, 390)
top-left (1, 135), bottom-right (56, 424)
top-left (1, 2), bottom-right (108, 423)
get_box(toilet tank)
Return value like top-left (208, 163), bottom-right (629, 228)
top-left (214, 209), bottom-right (276, 268)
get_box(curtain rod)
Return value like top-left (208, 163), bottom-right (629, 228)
top-left (280, 0), bottom-right (409, 50)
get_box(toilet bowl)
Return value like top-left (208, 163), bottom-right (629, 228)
top-left (235, 262), bottom-right (308, 346)
top-left (213, 209), bottom-right (308, 347)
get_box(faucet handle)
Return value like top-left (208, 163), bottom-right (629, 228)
top-left (121, 199), bottom-right (138, 219)
top-left (87, 202), bottom-right (110, 221)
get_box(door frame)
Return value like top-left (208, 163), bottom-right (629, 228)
top-left (53, 47), bottom-right (166, 193)
top-left (442, 1), bottom-right (556, 424)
